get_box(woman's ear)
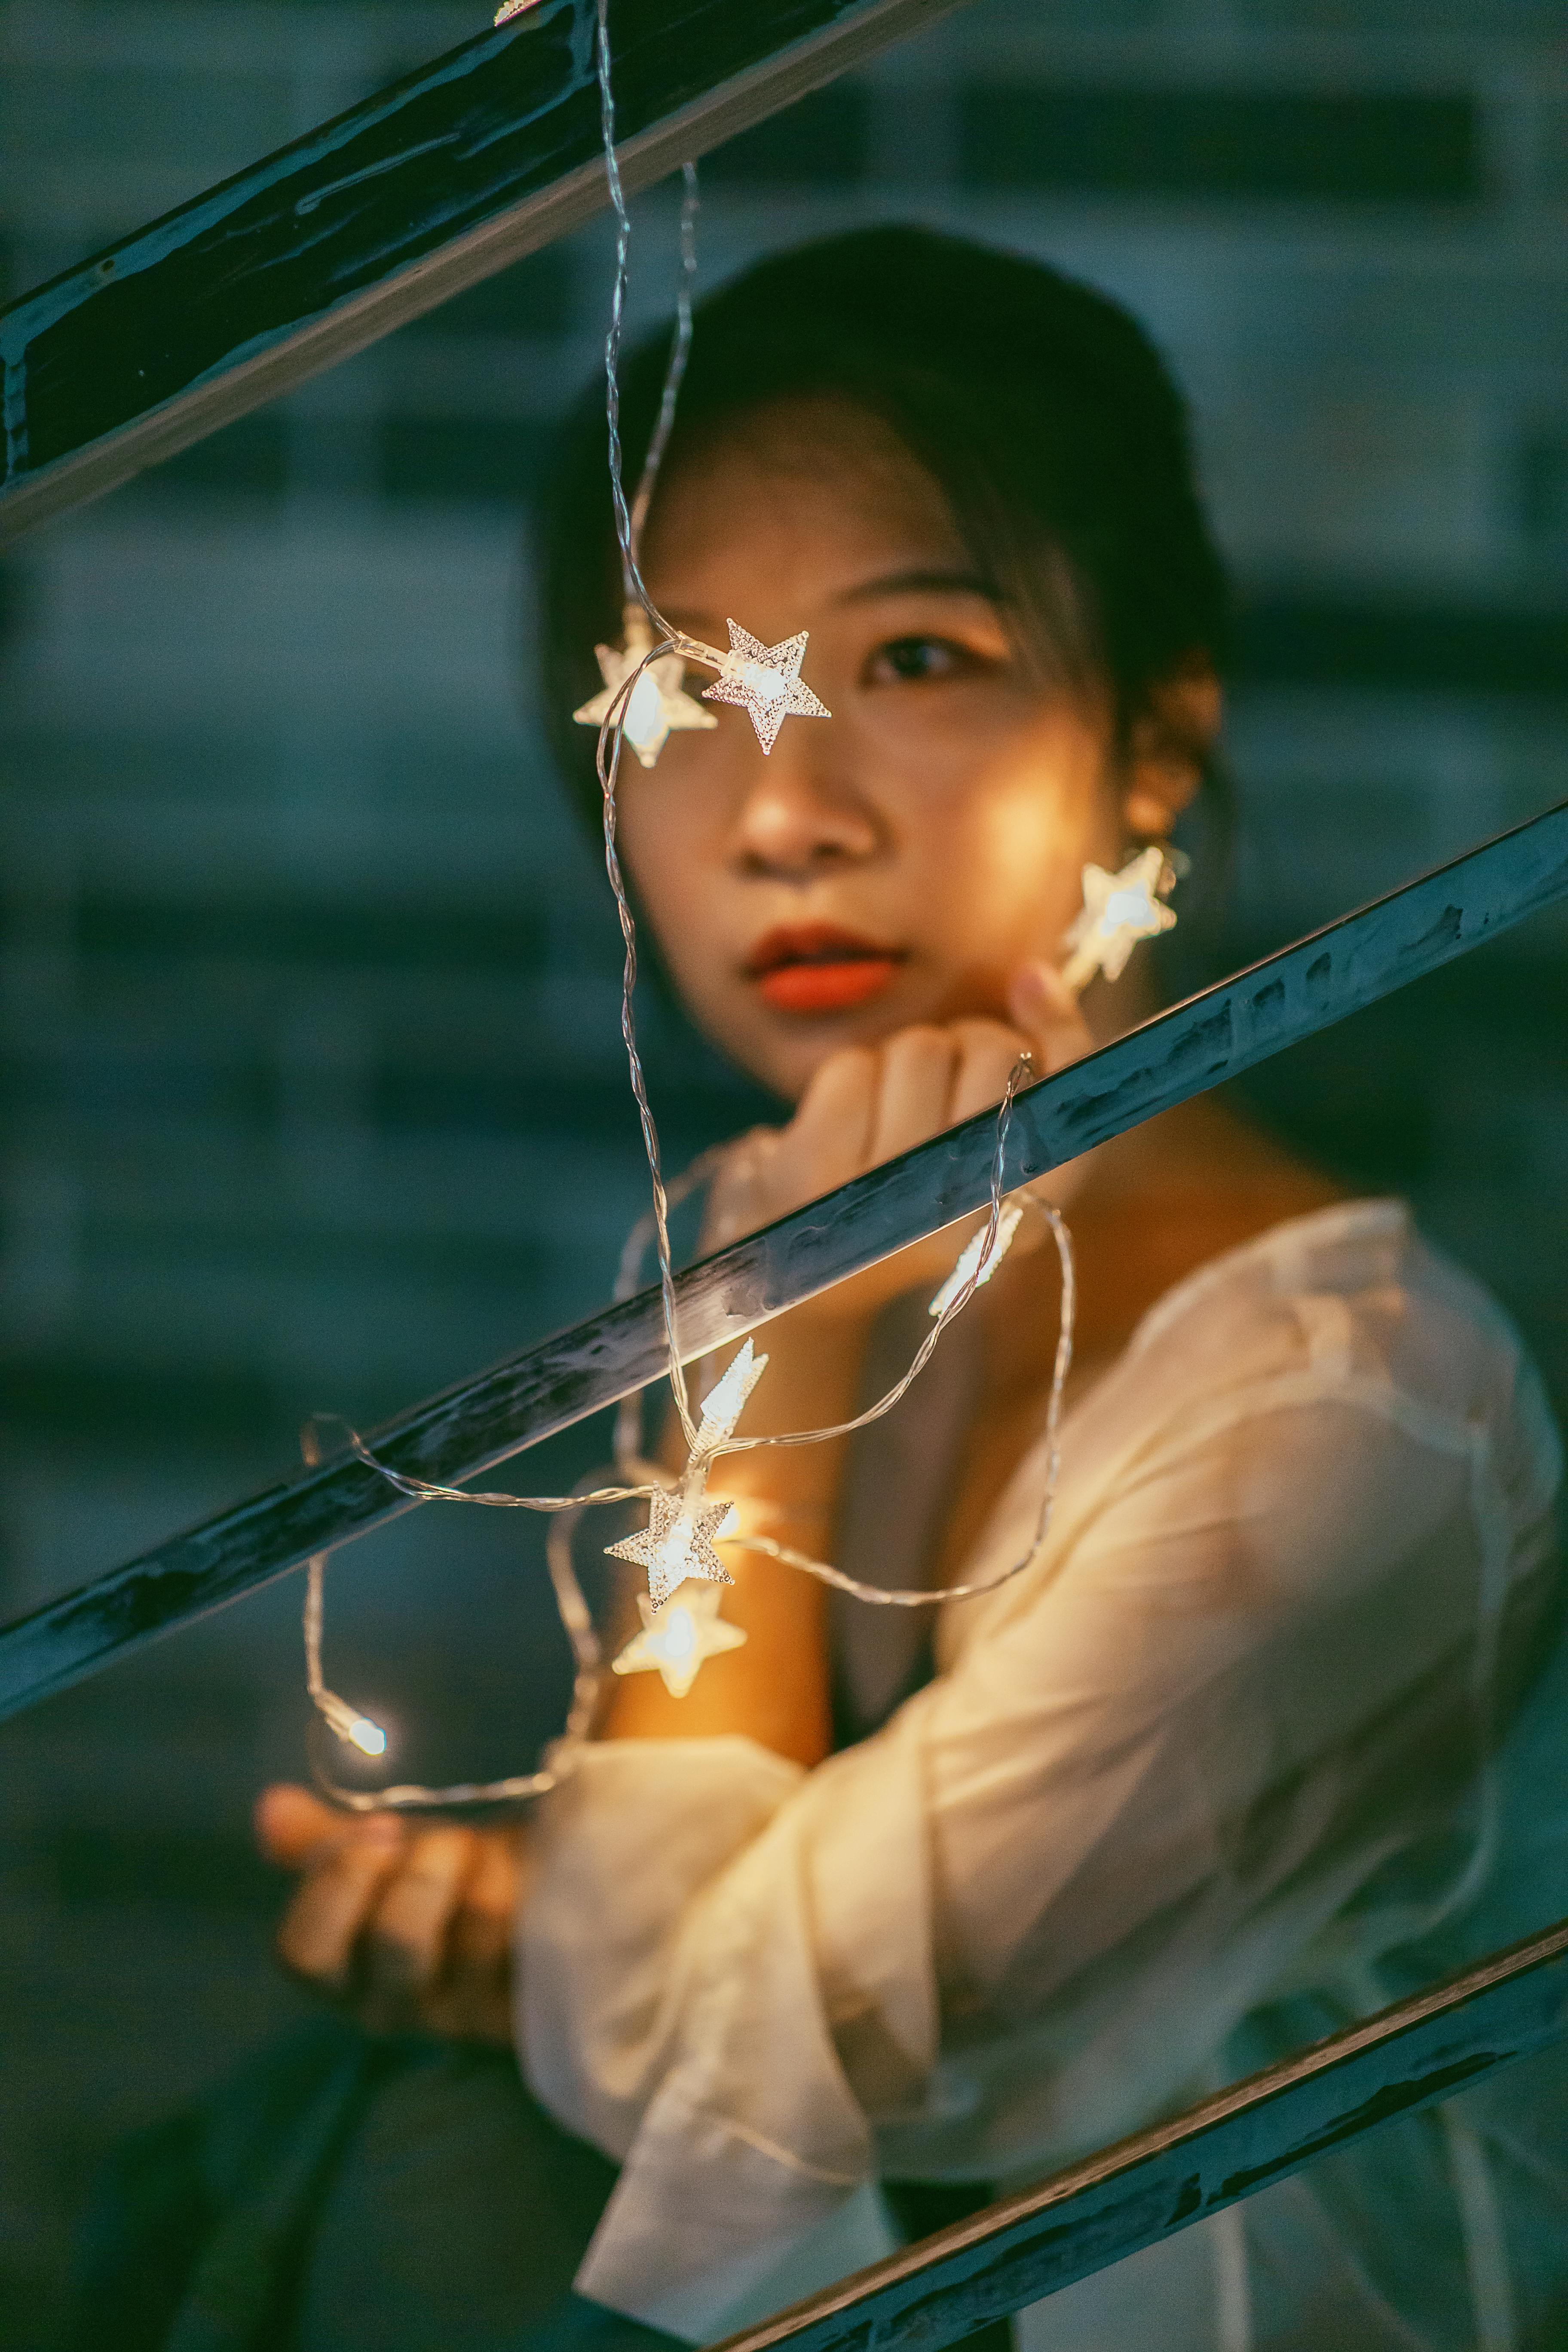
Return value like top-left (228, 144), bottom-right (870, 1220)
top-left (1121, 655), bottom-right (1222, 840)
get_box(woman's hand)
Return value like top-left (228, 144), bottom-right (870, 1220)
top-left (256, 1783), bottom-right (525, 2045)
top-left (700, 958), bottom-right (1093, 1328)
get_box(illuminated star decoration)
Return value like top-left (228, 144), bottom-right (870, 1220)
top-left (1060, 845), bottom-right (1178, 994)
top-left (574, 603), bottom-right (717, 770)
top-left (604, 1485), bottom-right (737, 1612)
top-left (605, 1339), bottom-right (770, 1609)
top-left (612, 1581), bottom-right (748, 1699)
top-left (702, 620), bottom-right (831, 755)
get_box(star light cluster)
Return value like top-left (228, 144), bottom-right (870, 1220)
top-left (604, 1341), bottom-right (768, 1686)
top-left (301, 0), bottom-right (1096, 1801)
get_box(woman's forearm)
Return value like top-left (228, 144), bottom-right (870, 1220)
top-left (600, 1310), bottom-right (871, 1765)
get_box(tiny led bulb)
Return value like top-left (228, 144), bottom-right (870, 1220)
top-left (739, 660), bottom-right (787, 704)
top-left (1104, 884), bottom-right (1154, 930)
top-left (624, 671), bottom-right (665, 753)
top-left (346, 1715), bottom-right (387, 1757)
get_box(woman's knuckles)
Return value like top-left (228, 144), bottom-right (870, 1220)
top-left (712, 1009), bottom-right (1063, 1249)
top-left (278, 1837), bottom-right (403, 1981)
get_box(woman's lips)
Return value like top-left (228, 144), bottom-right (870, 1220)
top-left (745, 924), bottom-right (903, 1016)
top-left (759, 959), bottom-right (900, 1013)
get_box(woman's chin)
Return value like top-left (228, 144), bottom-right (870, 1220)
top-left (703, 965), bottom-right (1008, 1104)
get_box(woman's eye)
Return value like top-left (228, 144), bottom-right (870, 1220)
top-left (866, 635), bottom-right (974, 686)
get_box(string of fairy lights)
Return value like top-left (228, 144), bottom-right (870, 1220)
top-left (299, 0), bottom-right (1182, 1809)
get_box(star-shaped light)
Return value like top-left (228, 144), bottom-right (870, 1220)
top-left (1061, 846), bottom-right (1177, 992)
top-left (702, 621), bottom-right (830, 756)
top-left (612, 1580), bottom-right (747, 1698)
top-left (605, 1340), bottom-right (769, 1607)
top-left (605, 1486), bottom-right (738, 1610)
top-left (574, 603), bottom-right (717, 770)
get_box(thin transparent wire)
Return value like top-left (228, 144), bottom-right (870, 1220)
top-left (625, 159), bottom-right (700, 576)
top-left (593, 0), bottom-right (707, 1441)
top-left (738, 1202), bottom-right (1075, 1609)
top-left (294, 21), bottom-right (707, 1810)
top-left (590, 1), bottom-right (1077, 1564)
top-left (582, 5), bottom-right (1076, 1477)
top-left (304, 3), bottom-right (1078, 1805)
top-left (300, 1446), bottom-right (611, 1814)
top-left (612, 1142), bottom-right (729, 1471)
top-left (594, 0), bottom-right (722, 676)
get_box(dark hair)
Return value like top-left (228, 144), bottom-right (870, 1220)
top-left (537, 223), bottom-right (1230, 840)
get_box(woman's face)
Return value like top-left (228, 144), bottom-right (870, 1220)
top-left (622, 397), bottom-right (1129, 1105)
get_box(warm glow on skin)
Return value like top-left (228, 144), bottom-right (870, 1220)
top-left (255, 394), bottom-right (1344, 2010)
top-left (622, 397), bottom-right (1127, 1106)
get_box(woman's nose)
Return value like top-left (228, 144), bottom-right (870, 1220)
top-left (728, 747), bottom-right (882, 879)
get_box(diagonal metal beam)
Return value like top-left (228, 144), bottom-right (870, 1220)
top-left (0, 798), bottom-right (1565, 1723)
top-left (0, 0), bottom-right (971, 542)
top-left (711, 1911), bottom-right (1568, 2352)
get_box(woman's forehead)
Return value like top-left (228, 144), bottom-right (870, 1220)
top-left (645, 394), bottom-right (965, 581)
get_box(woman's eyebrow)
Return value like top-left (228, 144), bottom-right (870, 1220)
top-left (834, 567), bottom-right (1007, 606)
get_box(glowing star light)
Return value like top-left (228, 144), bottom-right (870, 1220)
top-left (575, 603), bottom-right (718, 770)
top-left (1060, 845), bottom-right (1177, 994)
top-left (605, 1340), bottom-right (769, 1607)
top-left (702, 621), bottom-right (830, 755)
top-left (605, 1485), bottom-right (738, 1611)
top-left (612, 1580), bottom-right (747, 1698)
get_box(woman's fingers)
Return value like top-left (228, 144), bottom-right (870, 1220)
top-left (701, 1124), bottom-right (788, 1252)
top-left (1005, 959), bottom-right (1097, 1208)
top-left (255, 1781), bottom-right (343, 1868)
top-left (452, 1824), bottom-right (525, 1966)
top-left (692, 969), bottom-right (1091, 1291)
top-left (1007, 958), bottom-right (1093, 1078)
top-left (790, 1044), bottom-right (878, 1188)
top-left (267, 1803), bottom-right (523, 2043)
top-left (947, 1020), bottom-right (1035, 1127)
top-left (866, 1026), bottom-right (959, 1165)
top-left (427, 1828), bottom-right (524, 2045)
top-left (275, 1812), bottom-right (406, 1991)
top-left (358, 1826), bottom-right (477, 2030)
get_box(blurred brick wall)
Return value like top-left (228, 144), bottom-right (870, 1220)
top-left (1, 0), bottom-right (1566, 2337)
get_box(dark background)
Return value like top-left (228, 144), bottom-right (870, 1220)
top-left (1, 0), bottom-right (1565, 2337)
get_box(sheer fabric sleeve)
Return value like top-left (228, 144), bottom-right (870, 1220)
top-left (518, 1239), bottom-right (1559, 2339)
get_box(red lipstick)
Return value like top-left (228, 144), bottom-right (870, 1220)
top-left (744, 924), bottom-right (903, 1015)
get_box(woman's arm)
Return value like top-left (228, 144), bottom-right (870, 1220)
top-left (256, 966), bottom-right (1093, 2025)
top-left (531, 1323), bottom-right (1561, 2341)
top-left (602, 965), bottom-right (1093, 1764)
top-left (600, 1317), bottom-right (858, 1765)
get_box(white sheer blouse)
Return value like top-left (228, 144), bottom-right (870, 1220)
top-left (519, 1201), bottom-right (1568, 2349)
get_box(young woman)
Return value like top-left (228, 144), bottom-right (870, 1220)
top-left (251, 230), bottom-right (1566, 2351)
